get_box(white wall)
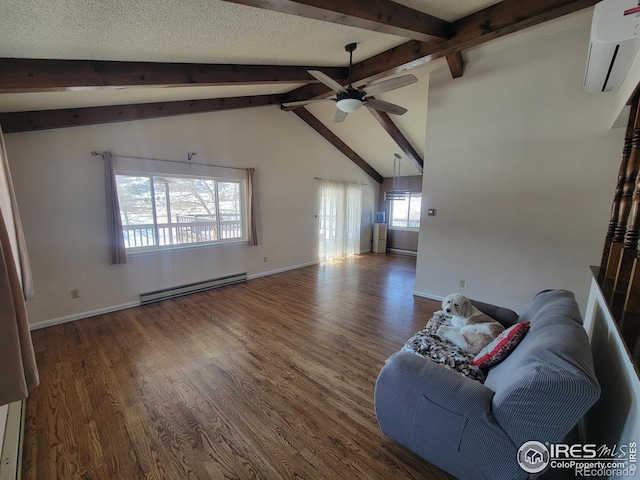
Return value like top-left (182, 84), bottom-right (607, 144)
top-left (583, 276), bottom-right (640, 472)
top-left (415, 17), bottom-right (627, 313)
top-left (4, 106), bottom-right (377, 325)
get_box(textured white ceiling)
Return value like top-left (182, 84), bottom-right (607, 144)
top-left (0, 0), bottom-right (591, 177)
top-left (0, 0), bottom-right (506, 64)
top-left (0, 0), bottom-right (408, 64)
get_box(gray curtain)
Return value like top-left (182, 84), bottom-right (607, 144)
top-left (104, 151), bottom-right (127, 264)
top-left (247, 167), bottom-right (258, 246)
top-left (0, 125), bottom-right (39, 406)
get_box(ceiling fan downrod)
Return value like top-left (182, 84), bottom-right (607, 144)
top-left (345, 42), bottom-right (357, 89)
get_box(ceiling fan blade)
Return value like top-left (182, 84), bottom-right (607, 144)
top-left (308, 70), bottom-right (347, 93)
top-left (281, 98), bottom-right (334, 108)
top-left (361, 74), bottom-right (418, 97)
top-left (334, 109), bottom-right (348, 123)
top-left (364, 98), bottom-right (408, 116)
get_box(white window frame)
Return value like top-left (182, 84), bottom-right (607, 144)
top-left (115, 171), bottom-right (248, 252)
top-left (389, 191), bottom-right (422, 232)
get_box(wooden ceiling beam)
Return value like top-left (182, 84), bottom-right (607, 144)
top-left (0, 0), bottom-right (598, 133)
top-left (0, 95), bottom-right (283, 133)
top-left (282, 0), bottom-right (598, 103)
top-left (446, 52), bottom-right (464, 79)
top-left (222, 0), bottom-right (451, 42)
top-left (0, 58), bottom-right (349, 92)
top-left (291, 107), bottom-right (383, 183)
top-left (366, 102), bottom-right (423, 173)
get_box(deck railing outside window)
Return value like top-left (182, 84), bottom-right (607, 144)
top-left (122, 215), bottom-right (243, 249)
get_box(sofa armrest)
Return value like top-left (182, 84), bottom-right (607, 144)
top-left (375, 352), bottom-right (526, 480)
top-left (375, 352), bottom-right (495, 430)
top-left (471, 300), bottom-right (519, 327)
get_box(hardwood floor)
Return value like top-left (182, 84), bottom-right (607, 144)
top-left (23, 254), bottom-right (453, 480)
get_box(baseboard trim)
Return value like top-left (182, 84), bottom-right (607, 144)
top-left (248, 261), bottom-right (320, 280)
top-left (413, 290), bottom-right (444, 302)
top-left (29, 261), bottom-right (321, 330)
top-left (29, 301), bottom-right (140, 331)
top-left (388, 248), bottom-right (417, 256)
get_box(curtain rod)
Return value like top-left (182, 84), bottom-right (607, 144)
top-left (91, 151), bottom-right (248, 171)
top-left (314, 177), bottom-right (367, 185)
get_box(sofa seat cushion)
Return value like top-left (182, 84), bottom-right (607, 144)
top-left (400, 312), bottom-right (485, 382)
top-left (483, 290), bottom-right (600, 447)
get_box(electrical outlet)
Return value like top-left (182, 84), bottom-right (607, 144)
top-left (459, 280), bottom-right (466, 288)
top-left (70, 289), bottom-right (80, 299)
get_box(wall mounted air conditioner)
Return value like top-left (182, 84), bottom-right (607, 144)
top-left (584, 0), bottom-right (640, 93)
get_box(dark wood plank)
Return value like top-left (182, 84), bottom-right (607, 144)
top-left (0, 58), bottom-right (348, 92)
top-left (599, 98), bottom-right (638, 283)
top-left (610, 102), bottom-right (640, 312)
top-left (23, 254), bottom-right (452, 480)
top-left (446, 51), bottom-right (464, 79)
top-left (282, 0), bottom-right (599, 103)
top-left (0, 1), bottom-right (598, 133)
top-left (0, 95), bottom-right (283, 133)
top-left (222, 0), bottom-right (451, 41)
top-left (291, 107), bottom-right (384, 183)
top-left (366, 101), bottom-right (424, 172)
top-left (603, 101), bottom-right (640, 300)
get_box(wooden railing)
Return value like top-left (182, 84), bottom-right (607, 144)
top-left (598, 96), bottom-right (640, 364)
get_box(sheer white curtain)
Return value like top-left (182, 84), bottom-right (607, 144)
top-left (318, 179), bottom-right (362, 262)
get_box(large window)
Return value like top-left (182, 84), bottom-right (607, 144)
top-left (115, 173), bottom-right (246, 250)
top-left (389, 192), bottom-right (422, 231)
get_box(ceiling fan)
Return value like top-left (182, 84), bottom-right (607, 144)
top-left (282, 43), bottom-right (418, 122)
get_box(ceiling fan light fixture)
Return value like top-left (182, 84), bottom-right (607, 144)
top-left (336, 98), bottom-right (363, 113)
top-left (281, 43), bottom-right (414, 121)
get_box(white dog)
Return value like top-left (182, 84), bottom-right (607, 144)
top-left (436, 293), bottom-right (505, 355)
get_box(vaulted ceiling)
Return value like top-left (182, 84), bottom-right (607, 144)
top-left (0, 0), bottom-right (598, 180)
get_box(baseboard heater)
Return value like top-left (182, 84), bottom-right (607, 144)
top-left (140, 272), bottom-right (247, 305)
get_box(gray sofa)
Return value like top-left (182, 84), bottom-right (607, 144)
top-left (374, 289), bottom-right (601, 480)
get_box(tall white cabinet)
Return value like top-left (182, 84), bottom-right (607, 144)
top-left (373, 223), bottom-right (387, 253)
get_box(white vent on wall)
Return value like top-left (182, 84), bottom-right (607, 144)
top-left (584, 0), bottom-right (640, 93)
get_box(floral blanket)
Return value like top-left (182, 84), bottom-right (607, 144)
top-left (398, 311), bottom-right (485, 382)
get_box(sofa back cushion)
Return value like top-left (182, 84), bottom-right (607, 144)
top-left (483, 290), bottom-right (600, 448)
